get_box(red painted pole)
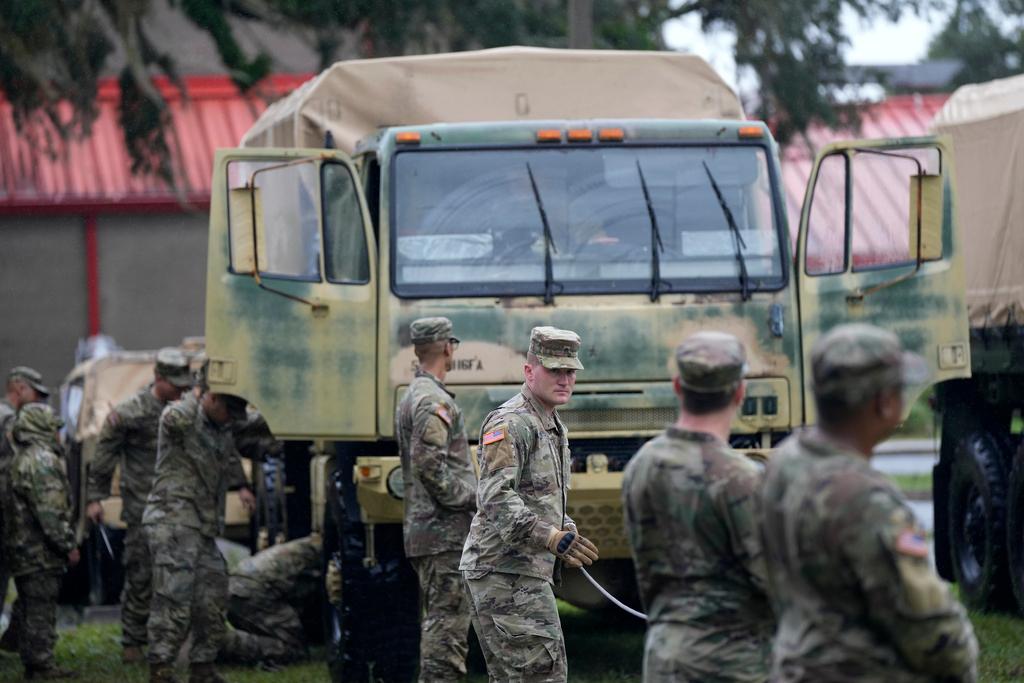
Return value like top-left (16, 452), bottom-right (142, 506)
top-left (85, 214), bottom-right (100, 336)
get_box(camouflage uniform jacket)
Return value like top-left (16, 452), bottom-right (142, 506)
top-left (2, 413), bottom-right (75, 576)
top-left (86, 385), bottom-right (165, 527)
top-left (142, 392), bottom-right (246, 537)
top-left (396, 369), bottom-right (477, 557)
top-left (230, 536), bottom-right (321, 603)
top-left (460, 383), bottom-right (574, 583)
top-left (623, 428), bottom-right (773, 632)
top-left (760, 429), bottom-right (978, 683)
top-left (0, 399), bottom-right (14, 463)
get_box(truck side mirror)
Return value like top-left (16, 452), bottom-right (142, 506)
top-left (228, 186), bottom-right (265, 274)
top-left (909, 174), bottom-right (943, 262)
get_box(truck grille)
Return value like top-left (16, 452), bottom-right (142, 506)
top-left (559, 407), bottom-right (675, 433)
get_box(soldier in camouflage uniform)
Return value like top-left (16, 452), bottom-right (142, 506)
top-left (396, 317), bottom-right (478, 682)
top-left (760, 324), bottom-right (978, 683)
top-left (0, 366), bottom-right (51, 653)
top-left (143, 387), bottom-right (255, 683)
top-left (622, 331), bottom-right (773, 682)
top-left (461, 326), bottom-right (599, 683)
top-left (219, 535), bottom-right (321, 667)
top-left (2, 403), bottom-right (79, 679)
top-left (85, 349), bottom-right (192, 663)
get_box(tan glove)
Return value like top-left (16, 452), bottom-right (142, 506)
top-left (326, 554), bottom-right (343, 606)
top-left (546, 528), bottom-right (599, 568)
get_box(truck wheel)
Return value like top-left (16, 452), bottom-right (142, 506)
top-left (1005, 442), bottom-right (1024, 614)
top-left (324, 464), bottom-right (419, 682)
top-left (947, 429), bottom-right (1013, 610)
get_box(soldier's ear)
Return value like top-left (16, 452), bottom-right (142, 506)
top-left (672, 376), bottom-right (683, 399)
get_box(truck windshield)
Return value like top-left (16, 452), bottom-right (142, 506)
top-left (392, 145), bottom-right (785, 297)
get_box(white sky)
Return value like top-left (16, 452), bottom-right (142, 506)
top-left (663, 5), bottom-right (952, 92)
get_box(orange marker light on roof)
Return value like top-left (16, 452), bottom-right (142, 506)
top-left (396, 131), bottom-right (421, 144)
top-left (738, 126), bottom-right (764, 139)
top-left (567, 129), bottom-right (593, 142)
top-left (536, 129), bottom-right (562, 143)
top-left (598, 127), bottom-right (625, 141)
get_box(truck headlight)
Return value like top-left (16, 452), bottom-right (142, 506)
top-left (387, 467), bottom-right (405, 499)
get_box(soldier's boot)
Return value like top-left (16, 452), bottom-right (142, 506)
top-left (187, 663), bottom-right (227, 683)
top-left (122, 646), bottom-right (145, 664)
top-left (149, 663), bottom-right (180, 683)
top-left (25, 665), bottom-right (77, 679)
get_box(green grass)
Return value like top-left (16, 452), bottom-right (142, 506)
top-left (1, 604), bottom-right (1020, 682)
top-left (889, 472), bottom-right (933, 498)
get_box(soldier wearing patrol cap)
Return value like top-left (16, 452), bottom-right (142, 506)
top-left (461, 326), bottom-right (599, 683)
top-left (0, 366), bottom-right (51, 653)
top-left (85, 348), bottom-right (193, 663)
top-left (623, 331), bottom-right (773, 682)
top-left (759, 323), bottom-right (978, 682)
top-left (395, 316), bottom-right (477, 682)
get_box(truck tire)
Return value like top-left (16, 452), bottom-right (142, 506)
top-left (947, 428), bottom-right (1013, 610)
top-left (1005, 442), bottom-right (1024, 614)
top-left (324, 461), bottom-right (419, 682)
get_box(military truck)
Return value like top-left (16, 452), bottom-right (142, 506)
top-left (203, 47), bottom-right (970, 680)
top-left (929, 74), bottom-right (1024, 614)
top-left (58, 341), bottom-right (265, 605)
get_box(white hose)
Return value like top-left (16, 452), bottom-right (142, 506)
top-left (580, 567), bottom-right (647, 620)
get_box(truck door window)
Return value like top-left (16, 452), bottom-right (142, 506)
top-left (227, 160), bottom-right (321, 281)
top-left (322, 162), bottom-right (370, 283)
top-left (851, 147), bottom-right (941, 271)
top-left (805, 153), bottom-right (848, 276)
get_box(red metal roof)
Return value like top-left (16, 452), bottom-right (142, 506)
top-left (780, 94), bottom-right (950, 240)
top-left (0, 74), bottom-right (311, 214)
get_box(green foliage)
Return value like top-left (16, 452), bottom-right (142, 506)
top-left (927, 0), bottom-right (1024, 88)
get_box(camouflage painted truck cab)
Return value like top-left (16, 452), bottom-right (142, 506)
top-left (203, 48), bottom-right (970, 681)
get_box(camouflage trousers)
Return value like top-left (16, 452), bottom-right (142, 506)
top-left (219, 577), bottom-right (305, 665)
top-left (410, 550), bottom-right (472, 683)
top-left (13, 569), bottom-right (62, 671)
top-left (146, 524), bottom-right (228, 665)
top-left (465, 570), bottom-right (567, 683)
top-left (121, 524), bottom-right (153, 647)
top-left (642, 621), bottom-right (771, 683)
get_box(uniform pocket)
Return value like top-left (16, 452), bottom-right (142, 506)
top-left (490, 613), bottom-right (558, 675)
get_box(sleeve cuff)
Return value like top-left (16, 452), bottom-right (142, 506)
top-left (531, 521), bottom-right (557, 549)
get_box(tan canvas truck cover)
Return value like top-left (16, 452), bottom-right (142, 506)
top-left (932, 72), bottom-right (1024, 328)
top-left (241, 46), bottom-right (744, 152)
top-left (64, 352), bottom-right (158, 444)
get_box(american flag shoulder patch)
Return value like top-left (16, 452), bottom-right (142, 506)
top-left (894, 529), bottom-right (929, 558)
top-left (435, 405), bottom-right (452, 426)
top-left (482, 426), bottom-right (506, 445)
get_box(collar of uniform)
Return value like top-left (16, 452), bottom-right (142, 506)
top-left (664, 426), bottom-right (721, 444)
top-left (520, 382), bottom-right (559, 431)
top-left (797, 426), bottom-right (866, 462)
top-left (415, 368), bottom-right (455, 398)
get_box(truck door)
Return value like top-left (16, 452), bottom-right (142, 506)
top-left (796, 137), bottom-right (971, 424)
top-left (204, 149), bottom-right (377, 440)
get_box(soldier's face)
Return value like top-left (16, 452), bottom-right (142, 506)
top-left (201, 392), bottom-right (232, 425)
top-left (525, 363), bottom-right (576, 411)
top-left (153, 375), bottom-right (185, 402)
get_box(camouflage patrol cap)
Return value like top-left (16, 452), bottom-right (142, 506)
top-left (155, 348), bottom-right (192, 388)
top-left (410, 317), bottom-right (457, 346)
top-left (529, 326), bottom-right (584, 370)
top-left (7, 366), bottom-right (49, 398)
top-left (812, 323), bottom-right (930, 405)
top-left (675, 331), bottom-right (747, 393)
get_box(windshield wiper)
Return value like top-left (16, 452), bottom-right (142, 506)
top-left (702, 160), bottom-right (751, 301)
top-left (525, 163), bottom-right (560, 304)
top-left (636, 160), bottom-right (669, 302)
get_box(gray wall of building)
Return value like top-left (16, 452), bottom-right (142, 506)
top-left (97, 212), bottom-right (207, 351)
top-left (0, 211), bottom-right (208, 396)
top-left (0, 216), bottom-right (89, 391)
